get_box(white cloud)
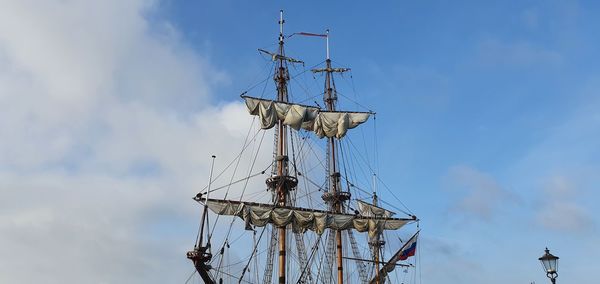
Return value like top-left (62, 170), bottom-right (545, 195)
top-left (475, 38), bottom-right (562, 68)
top-left (445, 165), bottom-right (516, 221)
top-left (507, 81), bottom-right (600, 233)
top-left (419, 235), bottom-right (486, 284)
top-left (535, 176), bottom-right (593, 232)
top-left (0, 1), bottom-right (266, 283)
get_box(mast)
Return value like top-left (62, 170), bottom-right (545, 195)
top-left (187, 156), bottom-right (216, 284)
top-left (188, 12), bottom-right (417, 284)
top-left (372, 174), bottom-right (384, 284)
top-left (275, 10), bottom-right (289, 284)
top-left (198, 155), bottom-right (216, 250)
top-left (322, 30), bottom-right (345, 284)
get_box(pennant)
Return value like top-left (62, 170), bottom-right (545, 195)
top-left (296, 32), bottom-right (327, 38)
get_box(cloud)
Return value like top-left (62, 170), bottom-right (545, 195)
top-left (506, 81), bottom-right (600, 233)
top-left (475, 38), bottom-right (562, 68)
top-left (535, 176), bottom-right (593, 232)
top-left (445, 165), bottom-right (516, 221)
top-left (0, 1), bottom-right (268, 283)
top-left (419, 235), bottom-right (486, 283)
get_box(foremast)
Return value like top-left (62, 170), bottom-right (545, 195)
top-left (275, 10), bottom-right (290, 284)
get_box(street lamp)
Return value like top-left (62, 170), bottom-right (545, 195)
top-left (538, 247), bottom-right (559, 283)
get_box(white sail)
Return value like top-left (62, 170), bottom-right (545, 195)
top-left (201, 198), bottom-right (411, 239)
top-left (243, 96), bottom-right (370, 139)
top-left (356, 200), bottom-right (396, 218)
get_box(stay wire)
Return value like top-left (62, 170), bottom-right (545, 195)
top-left (204, 163), bottom-right (273, 195)
top-left (206, 63), bottom-right (273, 240)
top-left (241, 60), bottom-right (275, 95)
top-left (375, 175), bottom-right (415, 216)
top-left (237, 226), bottom-right (267, 283)
top-left (296, 233), bottom-right (323, 284)
top-left (210, 268), bottom-right (255, 284)
top-left (184, 269), bottom-right (196, 284)
top-left (334, 91), bottom-right (375, 113)
top-left (345, 137), bottom-right (415, 216)
top-left (211, 130), bottom-right (268, 270)
top-left (198, 126), bottom-right (262, 194)
top-left (206, 125), bottom-right (261, 241)
top-left (373, 115), bottom-right (380, 182)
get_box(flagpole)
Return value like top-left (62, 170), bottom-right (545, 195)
top-left (326, 29), bottom-right (330, 60)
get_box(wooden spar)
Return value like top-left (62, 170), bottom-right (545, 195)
top-left (342, 256), bottom-right (412, 267)
top-left (198, 155), bottom-right (216, 249)
top-left (373, 191), bottom-right (381, 284)
top-left (316, 30), bottom-right (358, 284)
top-left (276, 10), bottom-right (288, 284)
top-left (186, 156), bottom-right (216, 284)
top-left (324, 51), bottom-right (345, 283)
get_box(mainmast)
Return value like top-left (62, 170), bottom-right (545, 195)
top-left (319, 30), bottom-right (349, 284)
top-left (275, 10), bottom-right (290, 284)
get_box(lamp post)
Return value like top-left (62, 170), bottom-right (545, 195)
top-left (538, 247), bottom-right (559, 284)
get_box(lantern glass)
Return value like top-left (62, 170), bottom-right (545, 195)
top-left (539, 248), bottom-right (559, 274)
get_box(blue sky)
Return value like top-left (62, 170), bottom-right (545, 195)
top-left (162, 1), bottom-right (599, 281)
top-left (0, 1), bottom-right (598, 283)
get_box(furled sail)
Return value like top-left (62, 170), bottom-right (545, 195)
top-left (198, 198), bottom-right (412, 239)
top-left (357, 200), bottom-right (396, 218)
top-left (243, 95), bottom-right (371, 139)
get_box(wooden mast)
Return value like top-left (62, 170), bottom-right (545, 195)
top-left (372, 175), bottom-right (382, 284)
top-left (186, 156), bottom-right (216, 284)
top-left (275, 10), bottom-right (289, 284)
top-left (322, 30), bottom-right (345, 284)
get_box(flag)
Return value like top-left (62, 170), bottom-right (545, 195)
top-left (369, 231), bottom-right (419, 284)
top-left (396, 234), bottom-right (417, 261)
top-left (388, 231), bottom-right (419, 265)
top-left (295, 32), bottom-right (327, 38)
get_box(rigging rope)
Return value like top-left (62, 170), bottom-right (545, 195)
top-left (345, 137), bottom-right (416, 216)
top-left (211, 130), bottom-right (268, 275)
top-left (207, 124), bottom-right (261, 243)
top-left (203, 164), bottom-right (272, 195)
top-left (197, 127), bottom-right (262, 193)
top-left (237, 226), bottom-right (267, 283)
top-left (183, 269), bottom-right (196, 284)
top-left (375, 175), bottom-right (415, 216)
top-left (262, 227), bottom-right (277, 284)
top-left (193, 41), bottom-right (422, 284)
top-left (241, 61), bottom-right (275, 96)
top-left (295, 233), bottom-right (323, 284)
top-left (210, 268), bottom-right (255, 284)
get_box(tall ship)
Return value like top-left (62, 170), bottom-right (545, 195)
top-left (186, 11), bottom-right (420, 284)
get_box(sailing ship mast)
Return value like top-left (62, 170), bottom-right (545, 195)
top-left (187, 11), bottom-right (419, 284)
top-left (313, 30), bottom-right (351, 284)
top-left (187, 157), bottom-right (216, 284)
top-left (275, 10), bottom-right (289, 284)
top-left (371, 175), bottom-right (383, 284)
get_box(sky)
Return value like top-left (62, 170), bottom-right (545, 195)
top-left (0, 0), bottom-right (599, 283)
